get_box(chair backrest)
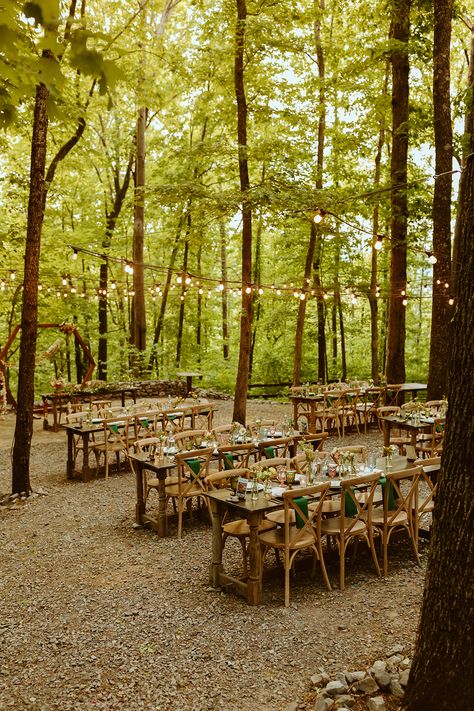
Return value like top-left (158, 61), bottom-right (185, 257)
top-left (383, 466), bottom-right (423, 524)
top-left (283, 482), bottom-right (331, 544)
top-left (340, 471), bottom-right (381, 535)
top-left (174, 429), bottom-right (209, 450)
top-left (161, 409), bottom-right (186, 433)
top-left (413, 457), bottom-right (440, 513)
top-left (296, 432), bottom-right (328, 451)
top-left (132, 436), bottom-right (163, 455)
top-left (211, 424), bottom-right (234, 445)
top-left (103, 418), bottom-right (132, 451)
top-left (258, 436), bottom-right (293, 459)
top-left (174, 447), bottom-right (214, 494)
top-left (217, 443), bottom-right (254, 470)
top-left (249, 457), bottom-right (291, 475)
top-left (337, 445), bottom-right (367, 458)
top-left (205, 467), bottom-right (250, 490)
top-left (291, 451), bottom-right (327, 474)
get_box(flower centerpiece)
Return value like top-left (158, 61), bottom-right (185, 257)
top-left (383, 444), bottom-right (397, 469)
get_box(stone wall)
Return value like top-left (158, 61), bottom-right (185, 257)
top-left (132, 380), bottom-right (229, 401)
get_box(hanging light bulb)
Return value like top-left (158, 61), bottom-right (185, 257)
top-left (426, 251), bottom-right (437, 265)
top-left (258, 287), bottom-right (263, 295)
top-left (448, 298), bottom-right (454, 305)
top-left (10, 270), bottom-right (15, 280)
top-left (313, 209), bottom-right (325, 224)
top-left (71, 248), bottom-right (78, 260)
top-left (245, 286), bottom-right (251, 294)
top-left (402, 298), bottom-right (408, 306)
top-left (374, 235), bottom-right (383, 251)
top-left (300, 292), bottom-right (306, 300)
top-left (185, 276), bottom-right (191, 285)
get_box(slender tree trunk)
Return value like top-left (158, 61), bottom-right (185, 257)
top-left (196, 245), bottom-right (202, 362)
top-left (11, 82), bottom-right (49, 495)
top-left (219, 221), bottom-right (230, 360)
top-left (386, 0), bottom-right (410, 384)
top-left (427, 0), bottom-right (453, 400)
top-left (232, 0), bottom-right (252, 425)
top-left (338, 292), bottom-right (346, 381)
top-left (131, 106), bottom-right (147, 371)
top-left (312, 228), bottom-right (326, 382)
top-left (293, 225), bottom-right (316, 386)
top-left (369, 64), bottom-right (388, 383)
top-left (148, 213), bottom-right (184, 373)
top-left (249, 210), bottom-right (263, 380)
top-left (176, 221), bottom-right (190, 368)
top-left (404, 129), bottom-right (474, 711)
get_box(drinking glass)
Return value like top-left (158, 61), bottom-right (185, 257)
top-left (367, 454), bottom-right (376, 471)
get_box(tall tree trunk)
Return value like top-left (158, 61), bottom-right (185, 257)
top-left (386, 0), bottom-right (410, 384)
top-left (337, 291), bottom-right (346, 381)
top-left (312, 228), bottom-right (326, 382)
top-left (404, 112), bottom-right (474, 711)
top-left (148, 213), bottom-right (184, 374)
top-left (232, 0), bottom-right (252, 425)
top-left (11, 81), bottom-right (49, 495)
top-left (176, 222), bottom-right (190, 369)
top-left (219, 221), bottom-right (230, 360)
top-left (427, 0), bottom-right (453, 400)
top-left (293, 225), bottom-right (316, 386)
top-left (131, 106), bottom-right (147, 372)
top-left (196, 245), bottom-right (202, 362)
top-left (369, 63), bottom-right (388, 383)
top-left (249, 210), bottom-right (263, 380)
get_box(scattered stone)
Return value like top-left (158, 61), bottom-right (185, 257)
top-left (311, 673), bottom-right (329, 688)
top-left (285, 702), bottom-right (298, 711)
top-left (374, 670), bottom-right (391, 690)
top-left (325, 680), bottom-right (348, 697)
top-left (399, 669), bottom-right (410, 687)
top-left (334, 694), bottom-right (354, 708)
top-left (367, 696), bottom-right (386, 711)
top-left (369, 660), bottom-right (386, 674)
top-left (314, 697), bottom-right (334, 711)
top-left (387, 643), bottom-right (404, 656)
top-left (346, 671), bottom-right (366, 683)
top-left (390, 678), bottom-right (405, 697)
top-left (355, 676), bottom-right (379, 694)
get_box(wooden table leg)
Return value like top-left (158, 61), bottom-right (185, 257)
top-left (209, 500), bottom-right (224, 587)
top-left (66, 430), bottom-right (74, 480)
top-left (135, 461), bottom-right (146, 526)
top-left (383, 420), bottom-right (391, 448)
top-left (246, 511), bottom-right (263, 606)
top-left (157, 475), bottom-right (168, 538)
top-left (82, 432), bottom-right (93, 482)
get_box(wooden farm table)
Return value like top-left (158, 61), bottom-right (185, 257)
top-left (384, 382), bottom-right (427, 406)
top-left (379, 416), bottom-right (443, 461)
top-left (42, 386), bottom-right (139, 431)
top-left (64, 422), bottom-right (103, 482)
top-left (177, 371), bottom-right (202, 393)
top-left (128, 453), bottom-right (176, 537)
top-left (204, 489), bottom-right (281, 606)
top-left (290, 394), bottom-right (324, 432)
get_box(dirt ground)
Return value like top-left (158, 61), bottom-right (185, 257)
top-left (0, 399), bottom-right (424, 711)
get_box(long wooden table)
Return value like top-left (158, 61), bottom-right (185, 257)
top-left (43, 386), bottom-right (139, 431)
top-left (205, 488), bottom-right (281, 606)
top-left (129, 453), bottom-right (176, 537)
top-left (379, 416), bottom-right (442, 460)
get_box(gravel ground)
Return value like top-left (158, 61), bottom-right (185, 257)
top-left (0, 400), bottom-right (427, 711)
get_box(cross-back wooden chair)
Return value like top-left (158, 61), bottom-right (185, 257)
top-left (413, 457), bottom-right (440, 545)
top-left (204, 468), bottom-right (276, 579)
top-left (258, 436), bottom-right (293, 460)
top-left (211, 424), bottom-right (234, 446)
top-left (129, 436), bottom-right (177, 504)
top-left (370, 466), bottom-right (422, 576)
top-left (258, 482), bottom-right (332, 606)
top-left (357, 387), bottom-right (386, 432)
top-left (161, 409), bottom-right (186, 434)
top-left (376, 405), bottom-right (411, 454)
top-left (294, 432), bottom-right (328, 453)
top-left (91, 418), bottom-right (132, 480)
top-left (217, 443), bottom-right (255, 470)
top-left (416, 418), bottom-right (445, 459)
top-left (320, 471), bottom-right (381, 590)
top-left (173, 429), bottom-right (209, 451)
top-left (165, 447), bottom-right (214, 538)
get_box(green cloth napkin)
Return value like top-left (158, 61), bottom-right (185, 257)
top-left (264, 446), bottom-right (275, 458)
top-left (109, 424), bottom-right (119, 434)
top-left (344, 489), bottom-right (358, 517)
top-left (140, 418), bottom-right (149, 429)
top-left (223, 452), bottom-right (235, 470)
top-left (379, 476), bottom-right (396, 510)
top-left (294, 496), bottom-right (308, 529)
top-left (185, 458), bottom-right (201, 480)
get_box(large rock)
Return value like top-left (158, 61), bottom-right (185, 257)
top-left (399, 669), bottom-right (410, 687)
top-left (311, 673), bottom-right (329, 688)
top-left (390, 678), bottom-right (405, 698)
top-left (314, 696), bottom-right (334, 711)
top-left (374, 670), bottom-right (391, 690)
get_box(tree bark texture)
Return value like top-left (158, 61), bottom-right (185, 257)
top-left (232, 0), bottom-right (252, 425)
top-left (404, 158), bottom-right (474, 710)
top-left (386, 0), bottom-right (410, 384)
top-left (312, 227), bottom-right (326, 382)
top-left (11, 82), bottom-right (49, 494)
top-left (427, 0), bottom-right (453, 400)
top-left (293, 224), bottom-right (316, 386)
top-left (175, 227), bottom-right (189, 368)
top-left (219, 222), bottom-right (229, 360)
top-left (131, 106), bottom-right (147, 365)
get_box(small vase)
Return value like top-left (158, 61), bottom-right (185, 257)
top-left (251, 478), bottom-right (259, 501)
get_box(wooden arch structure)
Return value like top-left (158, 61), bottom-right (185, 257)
top-left (0, 323), bottom-right (96, 407)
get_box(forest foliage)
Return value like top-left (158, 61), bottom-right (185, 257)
top-left (0, 0), bottom-right (471, 395)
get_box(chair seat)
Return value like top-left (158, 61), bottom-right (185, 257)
top-left (259, 525), bottom-right (315, 550)
top-left (223, 518), bottom-right (276, 538)
top-left (355, 490), bottom-right (383, 505)
top-left (371, 510), bottom-right (408, 526)
top-left (165, 482), bottom-right (203, 497)
top-left (320, 516), bottom-right (367, 536)
top-left (266, 509), bottom-right (295, 526)
top-left (148, 476), bottom-right (179, 488)
top-left (309, 498), bottom-right (342, 514)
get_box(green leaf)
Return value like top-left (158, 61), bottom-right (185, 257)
top-left (69, 47), bottom-right (104, 77)
top-left (23, 0), bottom-right (59, 28)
